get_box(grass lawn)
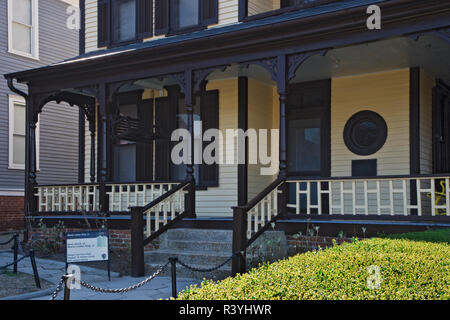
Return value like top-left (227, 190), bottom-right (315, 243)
top-left (178, 229), bottom-right (450, 300)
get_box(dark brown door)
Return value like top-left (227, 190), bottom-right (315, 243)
top-left (433, 81), bottom-right (450, 174)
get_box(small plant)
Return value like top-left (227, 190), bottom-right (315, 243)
top-left (338, 230), bottom-right (345, 239)
top-left (31, 219), bottom-right (66, 256)
top-left (314, 226), bottom-right (320, 237)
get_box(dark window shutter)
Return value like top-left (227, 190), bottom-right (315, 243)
top-left (137, 0), bottom-right (153, 39)
top-left (201, 0), bottom-right (218, 26)
top-left (97, 0), bottom-right (111, 47)
top-left (155, 0), bottom-right (169, 35)
top-left (136, 99), bottom-right (154, 181)
top-left (200, 90), bottom-right (219, 187)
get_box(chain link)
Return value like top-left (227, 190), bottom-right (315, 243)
top-left (51, 277), bottom-right (66, 300)
top-left (175, 251), bottom-right (242, 273)
top-left (0, 253), bottom-right (30, 270)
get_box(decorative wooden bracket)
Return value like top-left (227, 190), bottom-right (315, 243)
top-left (410, 27), bottom-right (450, 45)
top-left (287, 49), bottom-right (329, 81)
top-left (240, 57), bottom-right (278, 82)
top-left (193, 65), bottom-right (230, 94)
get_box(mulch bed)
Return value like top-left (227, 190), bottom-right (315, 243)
top-left (0, 270), bottom-right (53, 298)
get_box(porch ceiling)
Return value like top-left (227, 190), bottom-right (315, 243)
top-left (289, 35), bottom-right (450, 84)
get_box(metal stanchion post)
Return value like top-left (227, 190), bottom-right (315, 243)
top-left (169, 257), bottom-right (178, 299)
top-left (13, 233), bottom-right (18, 274)
top-left (63, 275), bottom-right (73, 300)
top-left (29, 249), bottom-right (41, 288)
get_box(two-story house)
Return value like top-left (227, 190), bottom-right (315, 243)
top-left (4, 0), bottom-right (450, 276)
top-left (0, 0), bottom-right (79, 232)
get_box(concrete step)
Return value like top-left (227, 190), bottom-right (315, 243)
top-left (145, 262), bottom-right (231, 281)
top-left (163, 229), bottom-right (233, 242)
top-left (145, 249), bottom-right (233, 268)
top-left (165, 240), bottom-right (232, 252)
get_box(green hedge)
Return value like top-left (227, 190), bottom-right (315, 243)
top-left (178, 238), bottom-right (449, 300)
top-left (380, 228), bottom-right (450, 244)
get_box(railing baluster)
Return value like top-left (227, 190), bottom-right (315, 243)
top-left (431, 178), bottom-right (436, 216)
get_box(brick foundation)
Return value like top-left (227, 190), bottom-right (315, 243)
top-left (0, 196), bottom-right (25, 232)
top-left (287, 235), bottom-right (354, 255)
top-left (28, 227), bottom-right (159, 253)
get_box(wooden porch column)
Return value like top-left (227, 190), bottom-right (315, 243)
top-left (89, 113), bottom-right (96, 183)
top-left (26, 94), bottom-right (39, 216)
top-left (184, 70), bottom-right (196, 217)
top-left (97, 83), bottom-right (109, 214)
top-left (277, 55), bottom-right (288, 214)
top-left (238, 77), bottom-right (248, 206)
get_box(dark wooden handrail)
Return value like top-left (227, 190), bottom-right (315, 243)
top-left (141, 181), bottom-right (190, 212)
top-left (235, 179), bottom-right (284, 211)
top-left (286, 174), bottom-right (450, 182)
top-left (232, 178), bottom-right (287, 276)
top-left (130, 180), bottom-right (195, 277)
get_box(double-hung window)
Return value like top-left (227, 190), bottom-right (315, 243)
top-left (169, 0), bottom-right (200, 31)
top-left (7, 0), bottom-right (39, 59)
top-left (8, 95), bottom-right (39, 170)
top-left (112, 0), bottom-right (137, 43)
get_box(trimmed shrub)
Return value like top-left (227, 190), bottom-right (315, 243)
top-left (381, 228), bottom-right (450, 244)
top-left (178, 238), bottom-right (449, 300)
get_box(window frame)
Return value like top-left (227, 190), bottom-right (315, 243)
top-left (167, 0), bottom-right (204, 35)
top-left (110, 0), bottom-right (139, 46)
top-left (7, 0), bottom-right (39, 60)
top-left (8, 95), bottom-right (40, 171)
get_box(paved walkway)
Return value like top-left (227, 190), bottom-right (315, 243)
top-left (0, 250), bottom-right (201, 300)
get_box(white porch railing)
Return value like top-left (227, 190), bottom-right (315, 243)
top-left (286, 175), bottom-right (450, 217)
top-left (35, 181), bottom-right (182, 213)
top-left (106, 182), bottom-right (180, 212)
top-left (143, 183), bottom-right (188, 238)
top-left (35, 184), bottom-right (99, 212)
top-left (246, 181), bottom-right (283, 240)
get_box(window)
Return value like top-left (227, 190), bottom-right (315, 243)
top-left (170, 0), bottom-right (200, 31)
top-left (343, 111), bottom-right (388, 156)
top-left (8, 95), bottom-right (39, 170)
top-left (7, 0), bottom-right (39, 59)
top-left (112, 0), bottom-right (137, 43)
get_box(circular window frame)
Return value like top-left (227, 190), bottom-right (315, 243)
top-left (343, 111), bottom-right (388, 156)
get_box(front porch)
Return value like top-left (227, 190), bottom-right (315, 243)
top-left (4, 0), bottom-right (450, 275)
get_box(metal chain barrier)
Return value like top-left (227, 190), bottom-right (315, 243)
top-left (51, 277), bottom-right (66, 300)
top-left (51, 262), bottom-right (170, 300)
top-left (175, 251), bottom-right (242, 273)
top-left (0, 253), bottom-right (30, 270)
top-left (0, 234), bottom-right (17, 246)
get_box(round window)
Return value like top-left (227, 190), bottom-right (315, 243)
top-left (343, 111), bottom-right (388, 156)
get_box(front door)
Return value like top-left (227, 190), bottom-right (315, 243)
top-left (433, 81), bottom-right (450, 174)
top-left (287, 80), bottom-right (331, 212)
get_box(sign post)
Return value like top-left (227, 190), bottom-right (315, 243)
top-left (65, 230), bottom-right (111, 281)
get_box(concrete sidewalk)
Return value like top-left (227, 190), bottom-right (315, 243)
top-left (0, 250), bottom-right (201, 300)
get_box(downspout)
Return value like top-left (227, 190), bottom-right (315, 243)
top-left (7, 77), bottom-right (30, 241)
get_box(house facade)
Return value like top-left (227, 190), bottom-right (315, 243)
top-left (0, 0), bottom-right (80, 231)
top-left (4, 0), bottom-right (450, 274)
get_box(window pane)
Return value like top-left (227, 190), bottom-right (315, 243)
top-left (13, 135), bottom-right (26, 165)
top-left (13, 0), bottom-right (32, 25)
top-left (112, 0), bottom-right (136, 42)
top-left (13, 104), bottom-right (26, 135)
top-left (288, 118), bottom-right (321, 172)
top-left (12, 22), bottom-right (31, 53)
top-left (171, 0), bottom-right (199, 29)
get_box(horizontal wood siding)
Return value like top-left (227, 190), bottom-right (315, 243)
top-left (0, 0), bottom-right (79, 190)
top-left (196, 79), bottom-right (238, 217)
top-left (331, 69), bottom-right (411, 177)
top-left (247, 79), bottom-right (278, 200)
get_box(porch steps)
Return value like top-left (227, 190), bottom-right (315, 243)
top-left (144, 229), bottom-right (233, 280)
top-left (144, 228), bottom-right (288, 281)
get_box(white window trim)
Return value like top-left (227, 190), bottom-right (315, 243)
top-left (7, 0), bottom-right (40, 60)
top-left (8, 95), bottom-right (40, 171)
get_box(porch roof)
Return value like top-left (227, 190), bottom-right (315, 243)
top-left (0, 0), bottom-right (385, 81)
top-left (4, 0), bottom-right (449, 88)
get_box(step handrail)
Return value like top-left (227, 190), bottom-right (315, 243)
top-left (232, 178), bottom-right (287, 276)
top-left (130, 180), bottom-right (195, 277)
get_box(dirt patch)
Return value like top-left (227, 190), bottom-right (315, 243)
top-left (35, 250), bottom-right (132, 276)
top-left (0, 270), bottom-right (53, 298)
